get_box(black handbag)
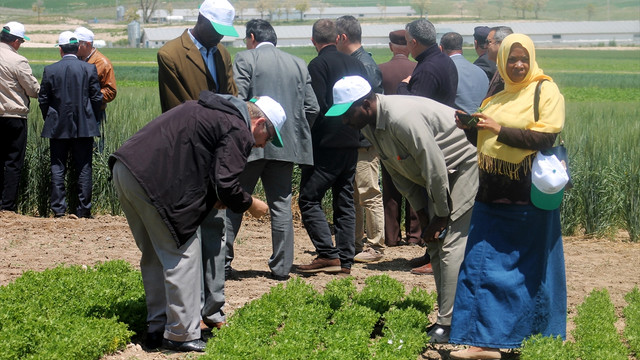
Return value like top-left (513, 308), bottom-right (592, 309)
top-left (534, 80), bottom-right (573, 190)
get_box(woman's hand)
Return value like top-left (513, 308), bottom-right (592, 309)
top-left (455, 110), bottom-right (472, 130)
top-left (475, 113), bottom-right (501, 135)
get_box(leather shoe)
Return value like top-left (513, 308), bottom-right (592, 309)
top-left (449, 347), bottom-right (501, 359)
top-left (163, 338), bottom-right (207, 352)
top-left (411, 263), bottom-right (433, 275)
top-left (201, 320), bottom-right (226, 331)
top-left (144, 331), bottom-right (163, 349)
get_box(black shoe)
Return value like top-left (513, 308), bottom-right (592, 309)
top-left (162, 338), bottom-right (206, 352)
top-left (269, 273), bottom-right (290, 281)
top-left (225, 267), bottom-right (238, 280)
top-left (145, 331), bottom-right (163, 349)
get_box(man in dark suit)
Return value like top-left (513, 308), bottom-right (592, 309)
top-left (297, 19), bottom-right (367, 275)
top-left (39, 31), bottom-right (102, 218)
top-left (377, 30), bottom-right (422, 248)
top-left (227, 19), bottom-right (319, 281)
top-left (157, 0), bottom-right (238, 113)
top-left (156, 0), bottom-right (240, 332)
top-left (472, 26), bottom-right (496, 81)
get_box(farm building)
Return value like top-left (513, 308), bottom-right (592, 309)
top-left (140, 20), bottom-right (639, 49)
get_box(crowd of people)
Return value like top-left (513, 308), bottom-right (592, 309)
top-left (0, 0), bottom-right (568, 357)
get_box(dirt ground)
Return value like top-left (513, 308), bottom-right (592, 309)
top-left (1, 211), bottom-right (638, 359)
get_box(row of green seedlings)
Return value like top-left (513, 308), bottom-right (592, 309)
top-left (203, 275), bottom-right (437, 360)
top-left (0, 260), bottom-right (145, 360)
top-left (521, 287), bottom-right (640, 360)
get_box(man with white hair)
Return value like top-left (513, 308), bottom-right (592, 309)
top-left (0, 21), bottom-right (40, 212)
top-left (75, 27), bottom-right (116, 152)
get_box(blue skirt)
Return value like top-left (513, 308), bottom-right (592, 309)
top-left (449, 201), bottom-right (567, 348)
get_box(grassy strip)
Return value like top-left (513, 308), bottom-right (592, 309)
top-left (624, 287), bottom-right (640, 356)
top-left (0, 261), bottom-right (145, 360)
top-left (573, 288), bottom-right (628, 360)
top-left (204, 275), bottom-right (436, 359)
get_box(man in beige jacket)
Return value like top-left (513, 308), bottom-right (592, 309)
top-left (0, 21), bottom-right (39, 212)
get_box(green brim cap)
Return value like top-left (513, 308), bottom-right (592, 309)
top-left (325, 102), bottom-right (353, 117)
top-left (530, 185), bottom-right (564, 210)
top-left (211, 22), bottom-right (238, 37)
top-left (271, 126), bottom-right (283, 148)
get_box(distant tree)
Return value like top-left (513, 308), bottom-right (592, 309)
top-left (295, 0), bottom-right (309, 21)
top-left (235, 1), bottom-right (248, 21)
top-left (139, 0), bottom-right (158, 23)
top-left (411, 0), bottom-right (430, 18)
top-left (166, 3), bottom-right (173, 16)
top-left (586, 3), bottom-right (595, 20)
top-left (511, 0), bottom-right (532, 18)
top-left (532, 0), bottom-right (548, 19)
top-left (256, 0), bottom-right (269, 19)
top-left (32, 0), bottom-right (45, 24)
top-left (125, 7), bottom-right (141, 22)
top-left (379, 4), bottom-right (387, 18)
top-left (283, 0), bottom-right (294, 22)
top-left (456, 1), bottom-right (466, 17)
top-left (318, 1), bottom-right (326, 17)
top-left (495, 0), bottom-right (505, 17)
top-left (474, 0), bottom-right (488, 18)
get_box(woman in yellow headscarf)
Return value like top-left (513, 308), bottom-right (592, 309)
top-left (449, 34), bottom-right (566, 359)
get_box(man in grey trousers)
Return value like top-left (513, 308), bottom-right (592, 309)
top-left (226, 19), bottom-right (319, 281)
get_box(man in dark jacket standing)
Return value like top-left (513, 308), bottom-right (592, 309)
top-left (39, 31), bottom-right (102, 218)
top-left (110, 92), bottom-right (285, 352)
top-left (297, 19), bottom-right (367, 275)
top-left (397, 18), bottom-right (457, 108)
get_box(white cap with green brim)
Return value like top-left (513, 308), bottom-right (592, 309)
top-left (326, 75), bottom-right (372, 117)
top-left (531, 152), bottom-right (569, 210)
top-left (250, 96), bottom-right (286, 148)
top-left (57, 31), bottom-right (79, 46)
top-left (199, 0), bottom-right (239, 37)
top-left (3, 21), bottom-right (29, 41)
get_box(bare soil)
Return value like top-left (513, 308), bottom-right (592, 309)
top-left (1, 211), bottom-right (638, 359)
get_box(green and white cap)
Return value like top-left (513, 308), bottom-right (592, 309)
top-left (3, 21), bottom-right (29, 41)
top-left (57, 31), bottom-right (78, 46)
top-left (530, 152), bottom-right (569, 210)
top-left (250, 96), bottom-right (286, 148)
top-left (199, 0), bottom-right (239, 37)
top-left (326, 75), bottom-right (371, 117)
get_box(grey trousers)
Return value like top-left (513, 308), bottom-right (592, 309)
top-left (201, 207), bottom-right (227, 325)
top-left (225, 159), bottom-right (294, 277)
top-left (112, 160), bottom-right (201, 342)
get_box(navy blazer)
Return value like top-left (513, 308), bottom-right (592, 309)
top-left (39, 55), bottom-right (103, 139)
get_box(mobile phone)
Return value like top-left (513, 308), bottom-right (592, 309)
top-left (437, 227), bottom-right (448, 240)
top-left (457, 113), bottom-right (479, 127)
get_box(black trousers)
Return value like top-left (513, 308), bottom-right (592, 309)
top-left (49, 138), bottom-right (94, 217)
top-left (0, 117), bottom-right (27, 211)
top-left (298, 147), bottom-right (358, 269)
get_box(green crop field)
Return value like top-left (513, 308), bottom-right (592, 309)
top-left (16, 46), bottom-right (640, 241)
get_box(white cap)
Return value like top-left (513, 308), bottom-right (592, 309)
top-left (57, 31), bottom-right (78, 46)
top-left (326, 76), bottom-right (372, 117)
top-left (250, 96), bottom-right (286, 147)
top-left (531, 152), bottom-right (569, 210)
top-left (74, 26), bottom-right (94, 42)
top-left (199, 0), bottom-right (238, 37)
top-left (3, 21), bottom-right (29, 41)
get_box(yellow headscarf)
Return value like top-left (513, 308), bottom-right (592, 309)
top-left (477, 34), bottom-right (564, 179)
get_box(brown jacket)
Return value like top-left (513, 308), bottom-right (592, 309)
top-left (86, 48), bottom-right (117, 109)
top-left (157, 30), bottom-right (237, 113)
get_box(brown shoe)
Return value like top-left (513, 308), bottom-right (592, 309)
top-left (340, 267), bottom-right (351, 275)
top-left (450, 347), bottom-right (501, 359)
top-left (297, 257), bottom-right (341, 273)
top-left (201, 320), bottom-right (226, 331)
top-left (411, 263), bottom-right (433, 275)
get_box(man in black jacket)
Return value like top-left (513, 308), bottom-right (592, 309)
top-left (110, 92), bottom-right (285, 352)
top-left (297, 19), bottom-right (367, 275)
